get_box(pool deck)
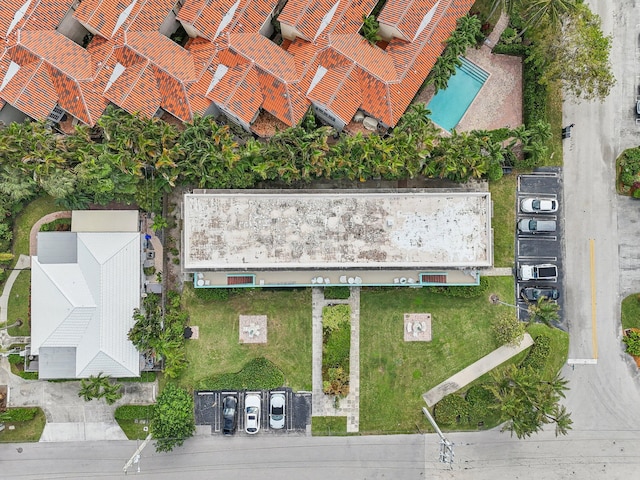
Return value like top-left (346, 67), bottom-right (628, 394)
top-left (415, 14), bottom-right (523, 132)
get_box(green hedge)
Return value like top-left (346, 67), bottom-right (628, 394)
top-left (195, 357), bottom-right (285, 391)
top-left (2, 407), bottom-right (39, 422)
top-left (8, 354), bottom-right (22, 365)
top-left (492, 43), bottom-right (528, 56)
top-left (465, 386), bottom-right (495, 422)
top-left (115, 405), bottom-right (154, 421)
top-left (434, 394), bottom-right (469, 425)
top-left (520, 334), bottom-right (551, 371)
top-left (426, 277), bottom-right (489, 298)
top-left (323, 286), bottom-right (350, 300)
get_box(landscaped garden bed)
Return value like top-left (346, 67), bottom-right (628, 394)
top-left (114, 405), bottom-right (154, 440)
top-left (616, 147), bottom-right (640, 196)
top-left (0, 407), bottom-right (46, 442)
top-left (322, 305), bottom-right (351, 396)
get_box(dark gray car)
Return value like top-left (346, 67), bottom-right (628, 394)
top-left (517, 218), bottom-right (557, 234)
top-left (520, 286), bottom-right (559, 302)
top-left (222, 396), bottom-right (237, 436)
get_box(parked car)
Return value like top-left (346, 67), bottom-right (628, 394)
top-left (517, 218), bottom-right (557, 234)
top-left (245, 393), bottom-right (261, 434)
top-left (518, 264), bottom-right (558, 281)
top-left (520, 286), bottom-right (559, 302)
top-left (222, 396), bottom-right (237, 436)
top-left (269, 392), bottom-right (286, 430)
top-left (520, 197), bottom-right (558, 213)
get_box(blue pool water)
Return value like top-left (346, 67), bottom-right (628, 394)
top-left (426, 57), bottom-right (489, 132)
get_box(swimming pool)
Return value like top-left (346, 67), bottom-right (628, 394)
top-left (426, 57), bottom-right (489, 132)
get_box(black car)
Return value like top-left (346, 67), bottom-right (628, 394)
top-left (520, 286), bottom-right (559, 302)
top-left (222, 396), bottom-right (238, 435)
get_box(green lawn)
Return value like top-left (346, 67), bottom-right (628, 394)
top-left (544, 81), bottom-right (563, 167)
top-left (312, 416), bottom-right (349, 436)
top-left (489, 174), bottom-right (516, 268)
top-left (12, 195), bottom-right (66, 260)
top-left (621, 294), bottom-right (640, 330)
top-left (0, 408), bottom-right (45, 442)
top-left (7, 270), bottom-right (30, 336)
top-left (359, 276), bottom-right (513, 434)
top-left (177, 286), bottom-right (312, 391)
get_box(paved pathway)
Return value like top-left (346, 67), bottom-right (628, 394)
top-left (311, 287), bottom-right (361, 432)
top-left (422, 333), bottom-right (534, 407)
top-left (1, 356), bottom-right (157, 442)
top-left (29, 211), bottom-right (71, 256)
top-left (0, 254), bottom-right (31, 349)
top-left (483, 12), bottom-right (509, 48)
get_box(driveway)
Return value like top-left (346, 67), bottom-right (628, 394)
top-left (561, 0), bottom-right (640, 431)
top-left (1, 357), bottom-right (156, 442)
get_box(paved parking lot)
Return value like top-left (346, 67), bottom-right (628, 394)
top-left (194, 388), bottom-right (311, 435)
top-left (515, 168), bottom-right (566, 329)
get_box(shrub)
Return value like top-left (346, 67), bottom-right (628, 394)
top-left (143, 266), bottom-right (156, 276)
top-left (487, 162), bottom-right (504, 181)
top-left (324, 366), bottom-right (349, 396)
top-left (426, 277), bottom-right (489, 298)
top-left (492, 43), bottom-right (528, 56)
top-left (322, 304), bottom-right (350, 332)
top-left (492, 310), bottom-right (525, 346)
top-left (115, 405), bottom-right (154, 421)
top-left (2, 407), bottom-right (39, 422)
top-left (323, 321), bottom-right (351, 367)
top-left (194, 287), bottom-right (229, 301)
top-left (466, 386), bottom-right (495, 422)
top-left (623, 330), bottom-right (640, 356)
top-left (520, 334), bottom-right (551, 370)
top-left (8, 354), bottom-right (23, 365)
top-left (18, 372), bottom-right (39, 380)
top-left (196, 357), bottom-right (285, 391)
top-left (324, 286), bottom-right (350, 300)
top-left (434, 394), bottom-right (469, 425)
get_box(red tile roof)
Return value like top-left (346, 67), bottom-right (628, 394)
top-left (0, 0), bottom-right (473, 131)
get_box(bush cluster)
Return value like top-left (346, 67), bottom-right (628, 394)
top-left (323, 286), bottom-right (351, 300)
top-left (520, 334), bottom-right (551, 370)
top-left (618, 147), bottom-right (640, 195)
top-left (426, 277), bottom-right (489, 298)
top-left (434, 394), bottom-right (469, 425)
top-left (322, 305), bottom-right (351, 396)
top-left (196, 357), bottom-right (285, 391)
top-left (466, 386), bottom-right (495, 423)
top-left (115, 405), bottom-right (154, 421)
top-left (2, 407), bottom-right (39, 422)
top-left (8, 354), bottom-right (22, 365)
top-left (39, 218), bottom-right (71, 232)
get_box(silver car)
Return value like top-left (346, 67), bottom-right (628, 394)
top-left (245, 393), bottom-right (261, 434)
top-left (517, 218), bottom-right (556, 233)
top-left (269, 393), bottom-right (286, 430)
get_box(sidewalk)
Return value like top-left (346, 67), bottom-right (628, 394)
top-left (422, 333), bottom-right (534, 407)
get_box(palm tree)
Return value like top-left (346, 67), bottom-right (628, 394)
top-left (527, 297), bottom-right (560, 326)
top-left (361, 15), bottom-right (381, 45)
top-left (524, 0), bottom-right (577, 31)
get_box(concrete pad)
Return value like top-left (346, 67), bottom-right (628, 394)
top-left (40, 422), bottom-right (127, 442)
top-left (403, 313), bottom-right (432, 342)
top-left (422, 333), bottom-right (534, 407)
top-left (239, 315), bottom-right (267, 344)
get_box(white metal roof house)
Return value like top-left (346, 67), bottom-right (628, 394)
top-left (30, 210), bottom-right (142, 379)
top-left (183, 190), bottom-right (493, 288)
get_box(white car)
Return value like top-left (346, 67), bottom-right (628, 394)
top-left (245, 393), bottom-right (261, 434)
top-left (269, 393), bottom-right (286, 430)
top-left (520, 197), bottom-right (558, 213)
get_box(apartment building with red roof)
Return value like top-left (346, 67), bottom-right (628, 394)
top-left (0, 0), bottom-right (473, 133)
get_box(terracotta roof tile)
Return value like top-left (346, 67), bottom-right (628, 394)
top-left (186, 70), bottom-right (216, 115)
top-left (278, 0), bottom-right (337, 41)
top-left (153, 66), bottom-right (192, 121)
top-left (107, 61), bottom-right (162, 118)
top-left (178, 0), bottom-right (236, 40)
top-left (11, 0), bottom-right (74, 33)
top-left (127, 0), bottom-right (175, 31)
top-left (125, 31), bottom-right (197, 82)
top-left (307, 64), bottom-right (361, 124)
top-left (207, 63), bottom-right (262, 124)
top-left (378, 0), bottom-right (440, 41)
top-left (230, 0), bottom-right (274, 34)
top-left (329, 34), bottom-right (397, 82)
top-left (185, 37), bottom-right (219, 78)
top-left (74, 0), bottom-right (126, 38)
top-left (229, 33), bottom-right (297, 82)
top-left (8, 61), bottom-right (58, 120)
top-left (256, 70), bottom-right (309, 125)
top-left (20, 30), bottom-right (93, 80)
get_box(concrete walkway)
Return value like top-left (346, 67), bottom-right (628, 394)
top-left (1, 356), bottom-right (157, 441)
top-left (311, 287), bottom-right (361, 432)
top-left (422, 332), bottom-right (534, 407)
top-left (0, 254), bottom-right (31, 349)
top-left (483, 12), bottom-right (509, 49)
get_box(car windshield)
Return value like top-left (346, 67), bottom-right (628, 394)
top-left (223, 407), bottom-right (234, 416)
top-left (247, 406), bottom-right (258, 414)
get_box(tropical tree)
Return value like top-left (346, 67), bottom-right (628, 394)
top-left (361, 15), bottom-right (381, 45)
top-left (487, 364), bottom-right (572, 438)
top-left (528, 298), bottom-right (560, 326)
top-left (128, 307), bottom-right (162, 355)
top-left (151, 383), bottom-right (195, 452)
top-left (78, 373), bottom-right (110, 401)
top-left (530, 2), bottom-right (615, 101)
top-left (524, 0), bottom-right (577, 31)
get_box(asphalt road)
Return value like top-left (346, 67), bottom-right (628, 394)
top-left (561, 0), bottom-right (640, 433)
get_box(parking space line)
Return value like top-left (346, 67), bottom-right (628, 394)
top-left (590, 239), bottom-right (598, 360)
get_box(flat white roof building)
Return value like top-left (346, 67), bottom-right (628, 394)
top-left (183, 190), bottom-right (492, 287)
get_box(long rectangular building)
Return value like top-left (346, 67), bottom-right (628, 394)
top-left (183, 190), bottom-right (492, 288)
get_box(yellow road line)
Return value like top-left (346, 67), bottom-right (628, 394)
top-left (590, 239), bottom-right (598, 359)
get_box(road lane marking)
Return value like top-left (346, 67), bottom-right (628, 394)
top-left (590, 238), bottom-right (598, 360)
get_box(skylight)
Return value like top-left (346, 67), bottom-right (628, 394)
top-left (112, 0), bottom-right (138, 37)
top-left (104, 62), bottom-right (126, 93)
top-left (7, 0), bottom-right (32, 37)
top-left (413, 0), bottom-right (440, 41)
top-left (206, 64), bottom-right (229, 95)
top-left (214, 0), bottom-right (241, 40)
top-left (314, 1), bottom-right (340, 42)
top-left (0, 61), bottom-right (21, 92)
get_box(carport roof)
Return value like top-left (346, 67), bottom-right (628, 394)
top-left (183, 190), bottom-right (492, 270)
